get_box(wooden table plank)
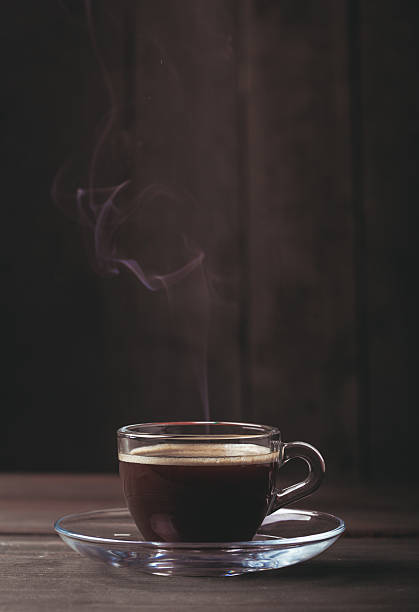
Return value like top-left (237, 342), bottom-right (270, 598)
top-left (0, 474), bottom-right (123, 535)
top-left (1, 475), bottom-right (418, 611)
top-left (0, 537), bottom-right (418, 611)
top-left (1, 474), bottom-right (418, 537)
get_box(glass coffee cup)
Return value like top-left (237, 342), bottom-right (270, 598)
top-left (117, 421), bottom-right (325, 542)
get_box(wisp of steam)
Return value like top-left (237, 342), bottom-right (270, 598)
top-left (52, 1), bottom-right (212, 420)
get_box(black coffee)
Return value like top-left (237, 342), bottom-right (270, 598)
top-left (119, 443), bottom-right (278, 542)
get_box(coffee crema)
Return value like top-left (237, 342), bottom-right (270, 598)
top-left (118, 442), bottom-right (279, 465)
top-left (119, 442), bottom-right (278, 542)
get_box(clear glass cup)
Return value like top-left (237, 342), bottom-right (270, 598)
top-left (117, 421), bottom-right (325, 542)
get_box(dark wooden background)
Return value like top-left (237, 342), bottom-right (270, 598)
top-left (5, 0), bottom-right (418, 480)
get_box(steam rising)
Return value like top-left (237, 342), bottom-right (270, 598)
top-left (53, 1), bottom-right (213, 420)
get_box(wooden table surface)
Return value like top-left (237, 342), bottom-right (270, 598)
top-left (1, 474), bottom-right (418, 611)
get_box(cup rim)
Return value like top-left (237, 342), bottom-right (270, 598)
top-left (117, 421), bottom-right (280, 440)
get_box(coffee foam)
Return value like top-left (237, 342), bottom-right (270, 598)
top-left (118, 443), bottom-right (278, 466)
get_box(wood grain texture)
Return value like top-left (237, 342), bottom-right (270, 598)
top-left (245, 0), bottom-right (357, 478)
top-left (5, 1), bottom-right (418, 480)
top-left (1, 476), bottom-right (418, 610)
top-left (5, 1), bottom-right (110, 471)
top-left (359, 0), bottom-right (419, 481)
top-left (96, 0), bottom-right (242, 431)
top-left (0, 537), bottom-right (418, 611)
top-left (1, 474), bottom-right (418, 537)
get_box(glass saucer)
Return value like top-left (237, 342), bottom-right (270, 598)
top-left (54, 507), bottom-right (345, 577)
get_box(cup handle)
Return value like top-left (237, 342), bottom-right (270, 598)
top-left (270, 441), bottom-right (326, 512)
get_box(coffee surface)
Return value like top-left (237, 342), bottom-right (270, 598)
top-left (118, 443), bottom-right (278, 465)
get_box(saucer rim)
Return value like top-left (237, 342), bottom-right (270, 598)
top-left (54, 507), bottom-right (345, 549)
